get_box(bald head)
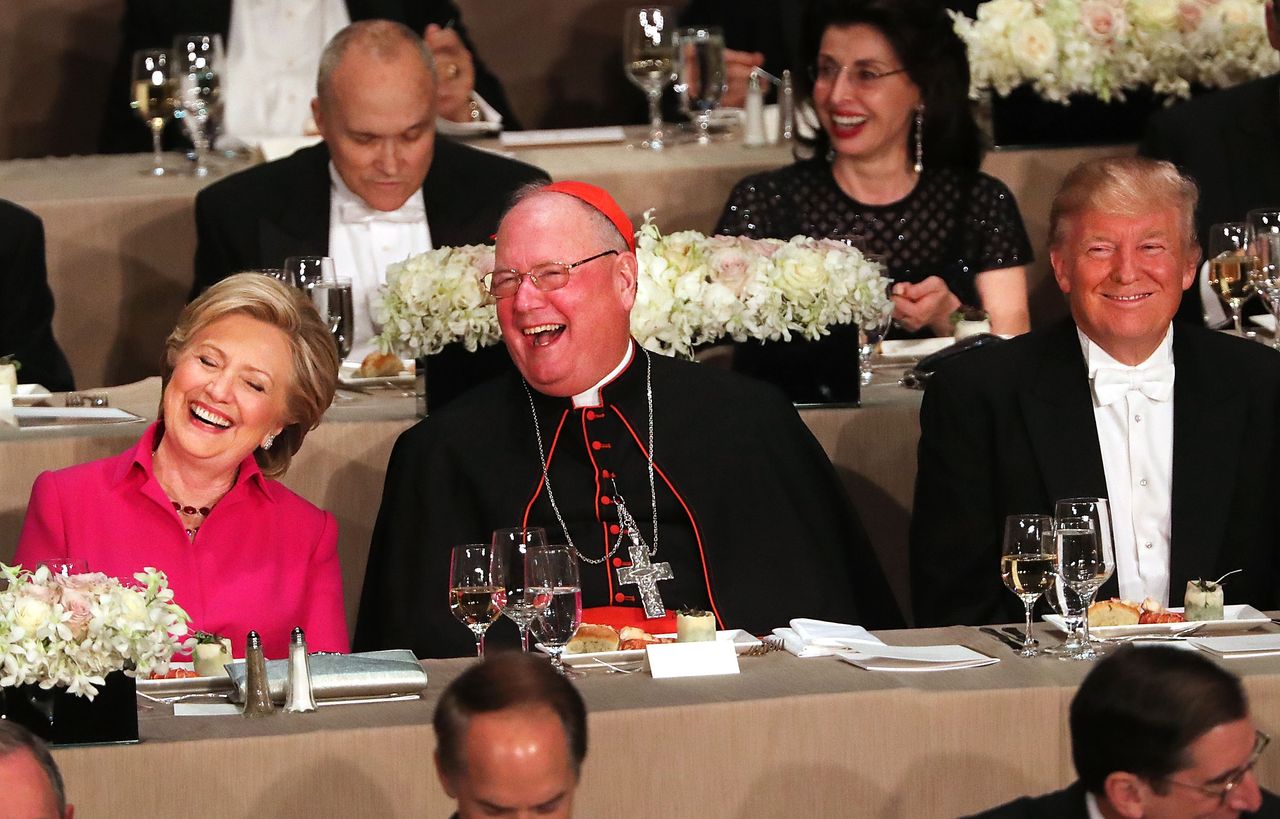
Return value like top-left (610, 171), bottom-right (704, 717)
top-left (0, 721), bottom-right (71, 819)
top-left (316, 20), bottom-right (436, 109)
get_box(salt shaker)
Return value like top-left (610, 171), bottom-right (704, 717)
top-left (284, 626), bottom-right (317, 713)
top-left (242, 630), bottom-right (276, 718)
top-left (778, 69), bottom-right (795, 142)
top-left (743, 71), bottom-right (767, 147)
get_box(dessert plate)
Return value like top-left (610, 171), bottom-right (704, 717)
top-left (1043, 604), bottom-right (1269, 638)
top-left (545, 629), bottom-right (761, 668)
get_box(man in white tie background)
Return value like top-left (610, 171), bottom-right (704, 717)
top-left (910, 156), bottom-right (1280, 628)
top-left (193, 20), bottom-right (547, 401)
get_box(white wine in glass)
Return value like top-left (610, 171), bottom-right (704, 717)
top-left (131, 49), bottom-right (176, 177)
top-left (1206, 222), bottom-right (1257, 336)
top-left (1247, 209), bottom-right (1280, 349)
top-left (449, 543), bottom-right (500, 657)
top-left (1000, 514), bottom-right (1055, 657)
top-left (623, 6), bottom-right (676, 151)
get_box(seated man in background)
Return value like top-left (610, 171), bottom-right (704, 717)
top-left (0, 720), bottom-right (75, 819)
top-left (0, 199), bottom-right (75, 392)
top-left (194, 19), bottom-right (546, 405)
top-left (433, 652), bottom-right (586, 819)
top-left (355, 180), bottom-right (901, 658)
top-left (911, 156), bottom-right (1280, 627)
top-left (967, 645), bottom-right (1278, 818)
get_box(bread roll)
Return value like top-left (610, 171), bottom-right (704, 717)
top-left (1087, 599), bottom-right (1141, 627)
top-left (564, 624), bottom-right (619, 654)
top-left (355, 352), bottom-right (403, 378)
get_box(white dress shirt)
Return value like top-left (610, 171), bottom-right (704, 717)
top-left (1080, 326), bottom-right (1176, 605)
top-left (328, 164), bottom-right (432, 363)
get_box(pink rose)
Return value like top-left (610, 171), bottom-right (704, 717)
top-left (1177, 0), bottom-right (1203, 30)
top-left (59, 572), bottom-right (112, 594)
top-left (1081, 0), bottom-right (1126, 40)
top-left (59, 587), bottom-right (94, 641)
top-left (18, 581), bottom-right (57, 604)
top-left (710, 247), bottom-right (753, 296)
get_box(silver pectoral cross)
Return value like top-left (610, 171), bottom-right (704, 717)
top-left (612, 491), bottom-right (672, 618)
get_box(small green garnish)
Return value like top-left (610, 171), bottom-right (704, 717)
top-left (678, 606), bottom-right (710, 617)
top-left (193, 630), bottom-right (227, 645)
top-left (0, 355), bottom-right (20, 372)
top-left (949, 306), bottom-right (988, 325)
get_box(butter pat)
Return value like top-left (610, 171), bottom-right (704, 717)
top-left (1185, 580), bottom-right (1224, 621)
top-left (193, 637), bottom-right (234, 677)
top-left (676, 610), bottom-right (716, 643)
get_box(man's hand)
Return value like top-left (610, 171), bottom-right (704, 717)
top-left (425, 24), bottom-right (477, 123)
top-left (891, 276), bottom-right (962, 336)
top-left (722, 49), bottom-right (765, 108)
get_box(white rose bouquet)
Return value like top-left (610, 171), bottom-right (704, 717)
top-left (0, 564), bottom-right (192, 699)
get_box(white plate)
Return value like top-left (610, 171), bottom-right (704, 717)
top-left (338, 359), bottom-right (415, 388)
top-left (136, 662), bottom-right (234, 697)
top-left (547, 629), bottom-right (762, 667)
top-left (1043, 604), bottom-right (1270, 637)
top-left (13, 407), bottom-right (145, 428)
top-left (13, 384), bottom-right (51, 405)
top-left (1250, 315), bottom-right (1277, 333)
top-left (879, 338), bottom-right (953, 362)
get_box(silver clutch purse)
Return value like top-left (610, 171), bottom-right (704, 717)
top-left (225, 649), bottom-right (427, 704)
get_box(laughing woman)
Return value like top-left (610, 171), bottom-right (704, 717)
top-left (14, 274), bottom-right (347, 659)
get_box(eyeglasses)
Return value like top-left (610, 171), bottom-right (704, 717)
top-left (1161, 730), bottom-right (1270, 806)
top-left (481, 249), bottom-right (620, 300)
top-left (808, 58), bottom-right (908, 88)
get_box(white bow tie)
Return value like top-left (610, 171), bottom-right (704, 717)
top-left (339, 200), bottom-right (425, 225)
top-left (1092, 363), bottom-right (1175, 406)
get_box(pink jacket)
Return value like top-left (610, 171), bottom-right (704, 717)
top-left (15, 424), bottom-right (349, 660)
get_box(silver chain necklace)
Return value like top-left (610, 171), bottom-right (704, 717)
top-left (522, 347), bottom-right (659, 565)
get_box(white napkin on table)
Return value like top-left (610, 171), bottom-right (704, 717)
top-left (773, 618), bottom-right (884, 658)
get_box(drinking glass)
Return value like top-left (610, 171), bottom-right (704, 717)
top-left (1044, 576), bottom-right (1088, 658)
top-left (1247, 209), bottom-right (1280, 349)
top-left (1055, 513), bottom-right (1114, 661)
top-left (531, 545), bottom-right (582, 676)
top-left (283, 256), bottom-right (336, 290)
top-left (1000, 514), bottom-right (1055, 657)
top-left (623, 6), bottom-right (676, 151)
top-left (449, 544), bottom-right (500, 657)
top-left (1207, 222), bottom-right (1257, 336)
top-left (170, 33), bottom-right (223, 177)
top-left (131, 49), bottom-right (176, 177)
top-left (858, 267), bottom-right (895, 386)
top-left (673, 26), bottom-right (726, 145)
top-left (309, 277), bottom-right (354, 360)
top-left (38, 559), bottom-right (89, 577)
top-left (491, 527), bottom-right (551, 652)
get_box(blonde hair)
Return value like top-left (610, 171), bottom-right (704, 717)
top-left (162, 274), bottom-right (339, 478)
top-left (1049, 156), bottom-right (1199, 253)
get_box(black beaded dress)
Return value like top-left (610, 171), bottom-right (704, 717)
top-left (714, 158), bottom-right (1033, 402)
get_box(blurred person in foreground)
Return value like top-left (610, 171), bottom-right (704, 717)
top-left (355, 180), bottom-right (901, 658)
top-left (967, 645), bottom-right (1279, 819)
top-left (15, 274), bottom-right (347, 659)
top-left (434, 652), bottom-right (586, 819)
top-left (911, 156), bottom-right (1280, 628)
top-left (0, 720), bottom-right (74, 819)
top-left (714, 0), bottom-right (1031, 402)
top-left (193, 20), bottom-right (546, 405)
top-left (0, 199), bottom-right (75, 392)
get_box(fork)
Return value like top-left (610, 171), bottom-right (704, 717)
top-left (742, 635), bottom-right (785, 656)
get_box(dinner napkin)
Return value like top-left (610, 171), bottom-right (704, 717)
top-left (836, 644), bottom-right (1000, 672)
top-left (1188, 634), bottom-right (1280, 659)
top-left (773, 618), bottom-right (884, 658)
top-left (225, 649), bottom-right (427, 704)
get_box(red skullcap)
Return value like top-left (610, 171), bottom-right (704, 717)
top-left (543, 180), bottom-right (636, 252)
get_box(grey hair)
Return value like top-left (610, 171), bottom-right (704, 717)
top-left (316, 19), bottom-right (437, 107)
top-left (0, 721), bottom-right (67, 815)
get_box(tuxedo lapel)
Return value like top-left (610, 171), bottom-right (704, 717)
top-left (258, 144), bottom-right (332, 267)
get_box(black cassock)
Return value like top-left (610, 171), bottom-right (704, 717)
top-left (354, 345), bottom-right (902, 658)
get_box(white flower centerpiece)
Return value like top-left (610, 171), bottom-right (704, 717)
top-left (373, 214), bottom-right (892, 361)
top-left (955, 0), bottom-right (1279, 104)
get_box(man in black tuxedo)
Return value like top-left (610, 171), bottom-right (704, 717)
top-left (911, 156), bottom-right (1280, 628)
top-left (967, 646), bottom-right (1279, 819)
top-left (0, 200), bottom-right (74, 393)
top-left (193, 20), bottom-right (547, 406)
top-left (1139, 1), bottom-right (1280, 326)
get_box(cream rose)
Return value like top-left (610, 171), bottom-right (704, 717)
top-left (13, 597), bottom-right (53, 633)
top-left (774, 253), bottom-right (827, 303)
top-left (1132, 0), bottom-right (1179, 28)
top-left (709, 247), bottom-right (754, 296)
top-left (1082, 0), bottom-right (1128, 40)
top-left (1212, 0), bottom-right (1254, 26)
top-left (1011, 18), bottom-right (1058, 74)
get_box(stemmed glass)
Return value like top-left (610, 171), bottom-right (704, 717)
top-left (1054, 502), bottom-right (1115, 661)
top-left (283, 256), bottom-right (336, 289)
top-left (1247, 209), bottom-right (1280, 348)
top-left (491, 527), bottom-right (552, 652)
top-left (308, 277), bottom-right (354, 361)
top-left (531, 545), bottom-right (582, 676)
top-left (449, 544), bottom-right (500, 657)
top-left (1207, 222), bottom-right (1257, 336)
top-left (1044, 577), bottom-right (1088, 658)
top-left (130, 49), bottom-right (176, 177)
top-left (170, 33), bottom-right (223, 177)
top-left (858, 266), bottom-right (895, 386)
top-left (1000, 514), bottom-right (1055, 657)
top-left (673, 26), bottom-right (726, 145)
top-left (623, 7), bottom-right (676, 151)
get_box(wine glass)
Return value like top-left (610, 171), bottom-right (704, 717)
top-left (491, 527), bottom-right (552, 652)
top-left (1055, 513), bottom-right (1114, 661)
top-left (1247, 209), bottom-right (1280, 349)
top-left (1044, 576), bottom-right (1088, 658)
top-left (1000, 514), bottom-right (1055, 657)
top-left (531, 545), bottom-right (582, 676)
top-left (858, 266), bottom-right (895, 386)
top-left (308, 277), bottom-right (354, 360)
top-left (131, 49), bottom-right (176, 177)
top-left (283, 256), bottom-right (336, 290)
top-left (673, 26), bottom-right (727, 145)
top-left (623, 7), bottom-right (676, 151)
top-left (38, 559), bottom-right (89, 577)
top-left (171, 33), bottom-right (223, 177)
top-left (449, 544), bottom-right (500, 657)
top-left (1206, 222), bottom-right (1257, 336)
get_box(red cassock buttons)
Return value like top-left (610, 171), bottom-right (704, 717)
top-left (612, 557), bottom-right (624, 567)
top-left (586, 410), bottom-right (597, 420)
top-left (609, 524), bottom-right (620, 535)
top-left (600, 496), bottom-right (612, 506)
top-left (591, 441), bottom-right (603, 451)
top-left (614, 593), bottom-right (625, 603)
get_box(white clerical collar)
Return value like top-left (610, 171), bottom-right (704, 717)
top-left (327, 162), bottom-right (427, 222)
top-left (1077, 324), bottom-right (1175, 378)
top-left (572, 342), bottom-right (635, 408)
top-left (1084, 791), bottom-right (1107, 819)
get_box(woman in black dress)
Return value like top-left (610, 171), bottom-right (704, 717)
top-left (716, 0), bottom-right (1032, 402)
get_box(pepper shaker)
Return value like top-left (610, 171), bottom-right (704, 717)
top-left (242, 630), bottom-right (276, 718)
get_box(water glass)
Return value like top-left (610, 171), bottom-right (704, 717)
top-left (309, 277), bottom-right (354, 360)
top-left (283, 256), bottom-right (336, 290)
top-left (531, 545), bottom-right (582, 676)
top-left (673, 26), bottom-right (726, 145)
top-left (623, 6), bottom-right (676, 150)
top-left (491, 527), bottom-right (551, 652)
top-left (1000, 514), bottom-right (1055, 657)
top-left (39, 559), bottom-right (89, 577)
top-left (449, 544), bottom-right (499, 657)
top-left (1055, 513), bottom-right (1113, 661)
top-left (171, 33), bottom-right (223, 177)
top-left (858, 266), bottom-right (894, 386)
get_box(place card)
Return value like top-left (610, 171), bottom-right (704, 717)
top-left (498, 127), bottom-right (627, 148)
top-left (646, 640), bottom-right (740, 679)
top-left (1189, 634), bottom-right (1280, 659)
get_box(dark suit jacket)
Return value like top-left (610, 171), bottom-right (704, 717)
top-left (0, 200), bottom-right (75, 392)
top-left (99, 0), bottom-right (522, 154)
top-left (910, 319), bottom-right (1280, 627)
top-left (1139, 74), bottom-right (1280, 325)
top-left (193, 136), bottom-right (547, 408)
top-left (966, 780), bottom-right (1280, 818)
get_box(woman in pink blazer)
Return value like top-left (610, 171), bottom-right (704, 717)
top-left (16, 274), bottom-right (348, 659)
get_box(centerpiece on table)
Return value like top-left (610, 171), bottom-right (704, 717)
top-left (372, 213), bottom-right (891, 407)
top-left (0, 563), bottom-right (192, 745)
top-left (954, 0), bottom-right (1280, 145)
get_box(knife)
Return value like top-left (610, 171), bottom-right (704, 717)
top-left (979, 626), bottom-right (1024, 650)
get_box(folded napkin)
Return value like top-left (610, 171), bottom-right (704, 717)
top-left (773, 618), bottom-right (884, 658)
top-left (837, 644), bottom-right (1000, 672)
top-left (1188, 634), bottom-right (1280, 659)
top-left (225, 649), bottom-right (427, 704)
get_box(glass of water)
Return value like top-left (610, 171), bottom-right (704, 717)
top-left (309, 277), bottom-right (354, 360)
top-left (673, 26), bottom-right (726, 145)
top-left (532, 545), bottom-right (582, 676)
top-left (491, 527), bottom-right (551, 652)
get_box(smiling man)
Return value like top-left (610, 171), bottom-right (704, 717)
top-left (910, 156), bottom-right (1280, 628)
top-left (192, 20), bottom-right (546, 402)
top-left (355, 181), bottom-right (902, 658)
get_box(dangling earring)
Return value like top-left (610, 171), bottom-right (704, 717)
top-left (913, 105), bottom-right (925, 174)
top-left (261, 432), bottom-right (276, 451)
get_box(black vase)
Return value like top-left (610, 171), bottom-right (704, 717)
top-left (989, 86), bottom-right (1165, 147)
top-left (1, 670), bottom-right (139, 746)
